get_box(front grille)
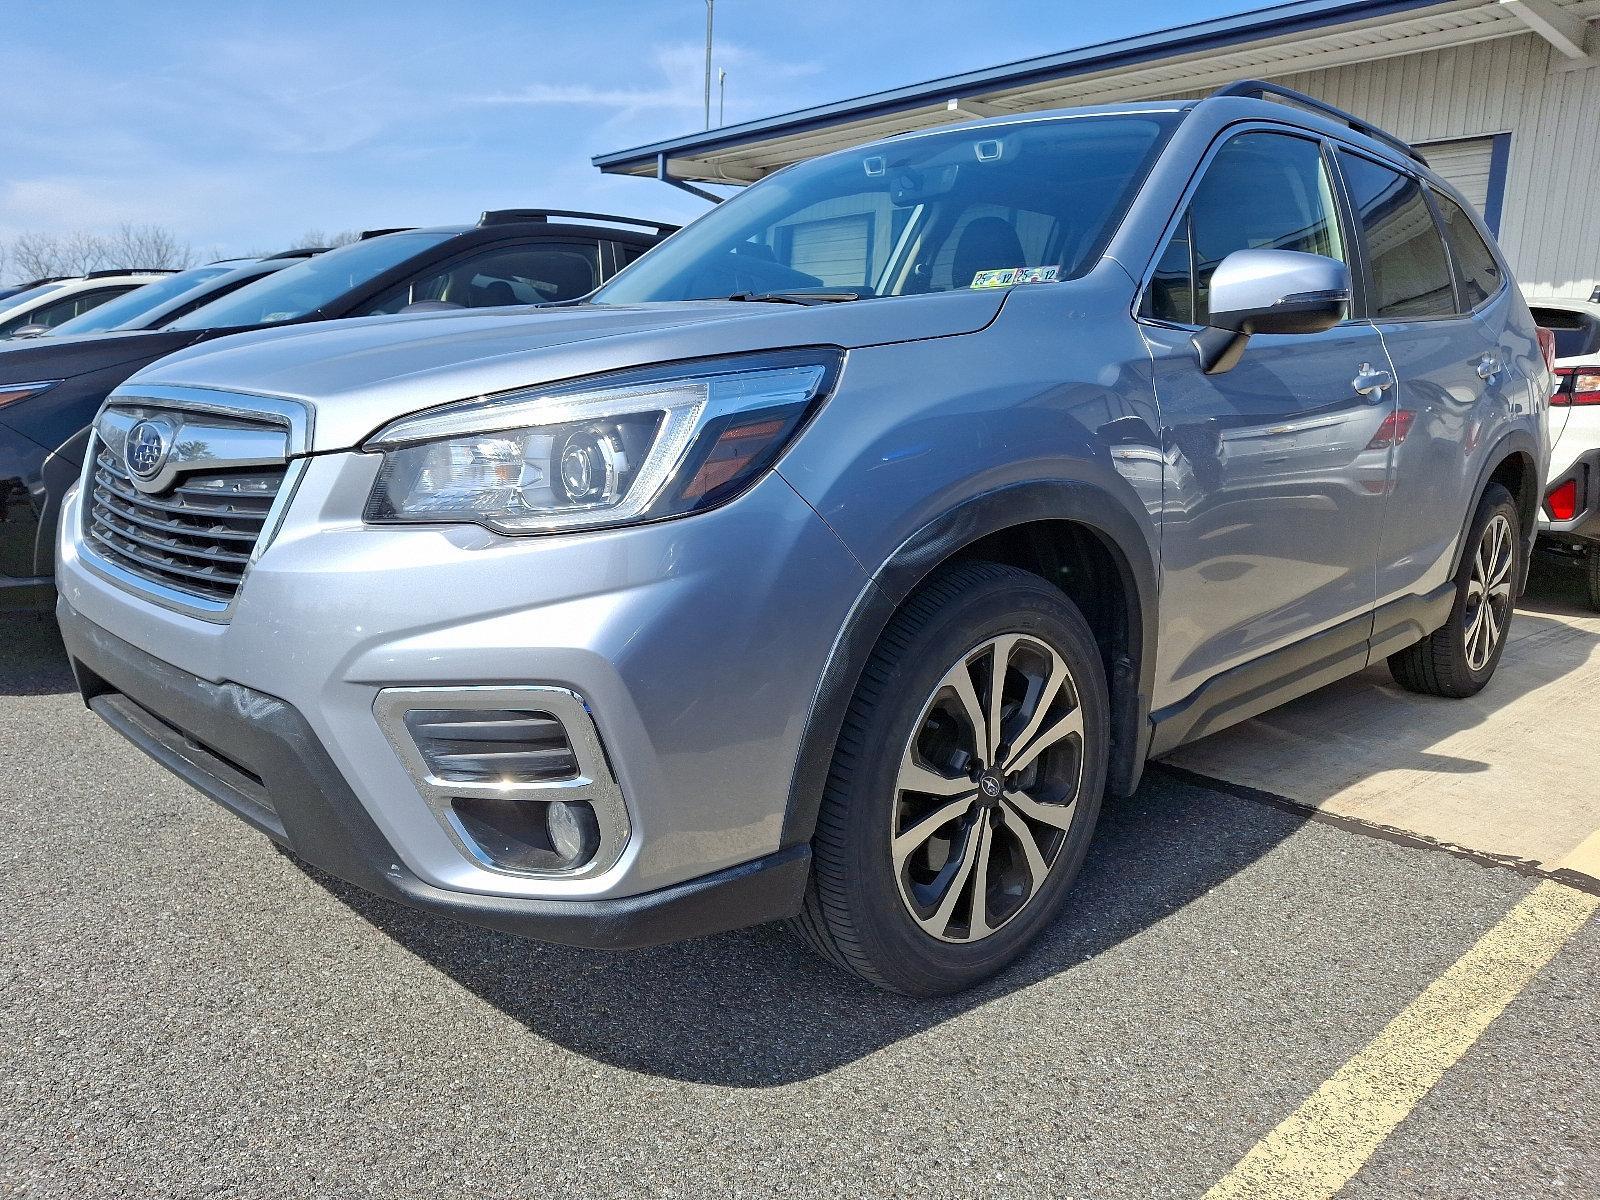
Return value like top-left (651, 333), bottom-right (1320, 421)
top-left (403, 708), bottom-right (580, 782)
top-left (86, 445), bottom-right (286, 604)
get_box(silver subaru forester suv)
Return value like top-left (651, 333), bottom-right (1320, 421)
top-left (56, 83), bottom-right (1549, 995)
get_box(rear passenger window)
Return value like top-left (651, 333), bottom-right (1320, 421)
top-left (1144, 131), bottom-right (1345, 326)
top-left (1431, 189), bottom-right (1503, 309)
top-left (1337, 152), bottom-right (1455, 319)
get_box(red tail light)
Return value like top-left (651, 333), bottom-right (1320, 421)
top-left (1551, 368), bottom-right (1600, 406)
top-left (1545, 478), bottom-right (1579, 521)
top-left (1537, 327), bottom-right (1558, 373)
top-left (1365, 409), bottom-right (1415, 450)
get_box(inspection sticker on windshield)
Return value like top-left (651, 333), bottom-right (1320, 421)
top-left (970, 265), bottom-right (1059, 288)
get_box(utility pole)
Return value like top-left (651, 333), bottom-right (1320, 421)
top-left (703, 0), bottom-right (715, 129)
top-left (719, 68), bottom-right (727, 126)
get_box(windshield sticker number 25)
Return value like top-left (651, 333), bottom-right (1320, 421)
top-left (970, 265), bottom-right (1060, 289)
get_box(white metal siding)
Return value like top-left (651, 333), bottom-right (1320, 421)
top-left (1270, 33), bottom-right (1600, 299)
top-left (1416, 136), bottom-right (1496, 213)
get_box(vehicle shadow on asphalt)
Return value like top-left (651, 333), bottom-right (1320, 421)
top-left (299, 770), bottom-right (1307, 1088)
top-left (1523, 549), bottom-right (1598, 620)
top-left (0, 613), bottom-right (74, 697)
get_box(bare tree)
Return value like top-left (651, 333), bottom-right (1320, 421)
top-left (10, 230), bottom-right (102, 278)
top-left (105, 222), bottom-right (196, 270)
top-left (5, 223), bottom-right (195, 281)
top-left (289, 228), bottom-right (361, 250)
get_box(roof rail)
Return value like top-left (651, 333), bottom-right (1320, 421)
top-left (359, 227), bottom-right (416, 240)
top-left (85, 267), bottom-right (179, 278)
top-left (1210, 80), bottom-right (1428, 166)
top-left (478, 208), bottom-right (681, 235)
top-left (263, 247), bottom-right (328, 259)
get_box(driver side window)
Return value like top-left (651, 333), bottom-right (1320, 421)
top-left (358, 243), bottom-right (601, 316)
top-left (1145, 131), bottom-right (1345, 326)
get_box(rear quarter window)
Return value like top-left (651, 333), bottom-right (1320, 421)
top-left (1431, 189), bottom-right (1503, 310)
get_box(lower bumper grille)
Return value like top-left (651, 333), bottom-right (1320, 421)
top-left (86, 447), bottom-right (285, 604)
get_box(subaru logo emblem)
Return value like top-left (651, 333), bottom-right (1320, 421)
top-left (125, 420), bottom-right (169, 479)
top-left (979, 774), bottom-right (1002, 798)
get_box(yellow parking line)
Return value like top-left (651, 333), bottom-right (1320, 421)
top-left (1204, 832), bottom-right (1600, 1200)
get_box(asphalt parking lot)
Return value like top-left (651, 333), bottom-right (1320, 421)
top-left (3, 564), bottom-right (1597, 1199)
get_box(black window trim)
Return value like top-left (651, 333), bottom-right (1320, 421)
top-left (1133, 119), bottom-right (1360, 334)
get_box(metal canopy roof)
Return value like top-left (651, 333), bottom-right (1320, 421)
top-left (594, 0), bottom-right (1600, 187)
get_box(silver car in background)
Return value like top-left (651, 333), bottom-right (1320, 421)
top-left (55, 82), bottom-right (1549, 995)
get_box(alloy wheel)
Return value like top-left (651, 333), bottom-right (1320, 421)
top-left (1464, 512), bottom-right (1514, 672)
top-left (891, 633), bottom-right (1085, 943)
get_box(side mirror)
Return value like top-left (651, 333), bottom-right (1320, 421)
top-left (1194, 249), bottom-right (1350, 374)
top-left (8, 324), bottom-right (50, 339)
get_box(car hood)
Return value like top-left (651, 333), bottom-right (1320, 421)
top-left (0, 328), bottom-right (201, 383)
top-left (120, 291), bottom-right (1007, 452)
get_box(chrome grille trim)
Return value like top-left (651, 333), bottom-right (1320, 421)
top-left (87, 448), bottom-right (286, 603)
top-left (76, 389), bottom-right (311, 621)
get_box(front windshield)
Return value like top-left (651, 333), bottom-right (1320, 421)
top-left (49, 265), bottom-right (232, 336)
top-left (168, 231), bottom-right (454, 330)
top-left (594, 114), bottom-right (1174, 305)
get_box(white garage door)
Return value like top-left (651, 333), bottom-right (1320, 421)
top-left (1416, 136), bottom-right (1497, 216)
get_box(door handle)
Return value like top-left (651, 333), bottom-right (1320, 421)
top-left (1476, 355), bottom-right (1502, 381)
top-left (1352, 363), bottom-right (1393, 397)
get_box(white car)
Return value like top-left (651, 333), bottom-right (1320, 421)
top-left (1528, 296), bottom-right (1600, 609)
top-left (0, 270), bottom-right (176, 339)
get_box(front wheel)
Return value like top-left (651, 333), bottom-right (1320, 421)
top-left (789, 561), bottom-right (1109, 996)
top-left (1389, 483), bottom-right (1520, 698)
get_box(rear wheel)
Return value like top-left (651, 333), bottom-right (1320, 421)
top-left (790, 561), bottom-right (1108, 996)
top-left (1586, 545), bottom-right (1600, 613)
top-left (1389, 483), bottom-right (1519, 698)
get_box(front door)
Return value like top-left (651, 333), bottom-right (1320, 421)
top-left (1139, 128), bottom-right (1392, 710)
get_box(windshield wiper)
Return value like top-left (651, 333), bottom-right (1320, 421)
top-left (725, 290), bottom-right (865, 305)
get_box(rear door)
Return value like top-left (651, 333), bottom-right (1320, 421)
top-left (1334, 149), bottom-right (1511, 609)
top-left (1139, 127), bottom-right (1393, 707)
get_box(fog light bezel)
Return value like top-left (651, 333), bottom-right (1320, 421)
top-left (374, 684), bottom-right (630, 880)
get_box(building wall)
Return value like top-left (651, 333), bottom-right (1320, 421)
top-left (1268, 32), bottom-right (1600, 300)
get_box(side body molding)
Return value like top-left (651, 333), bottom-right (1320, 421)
top-left (778, 479), bottom-right (1160, 850)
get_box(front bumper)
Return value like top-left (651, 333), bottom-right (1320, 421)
top-left (57, 446), bottom-right (868, 919)
top-left (1536, 446), bottom-right (1600, 546)
top-left (59, 599), bottom-right (812, 948)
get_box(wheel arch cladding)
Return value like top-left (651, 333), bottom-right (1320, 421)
top-left (1464, 432), bottom-right (1540, 588)
top-left (779, 480), bottom-right (1158, 851)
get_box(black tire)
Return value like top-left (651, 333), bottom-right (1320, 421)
top-left (789, 561), bottom-right (1109, 996)
top-left (1587, 546), bottom-right (1600, 613)
top-left (1389, 483), bottom-right (1520, 698)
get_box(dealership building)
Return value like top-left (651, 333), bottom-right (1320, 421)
top-left (597, 0), bottom-right (1600, 300)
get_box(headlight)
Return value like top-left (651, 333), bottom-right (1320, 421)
top-left (0, 380), bottom-right (62, 409)
top-left (364, 351), bottom-right (839, 534)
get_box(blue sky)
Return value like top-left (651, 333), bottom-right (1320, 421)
top-left (1, 1), bottom-right (1261, 257)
